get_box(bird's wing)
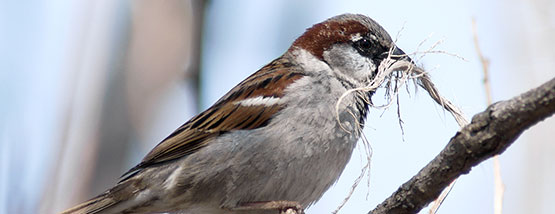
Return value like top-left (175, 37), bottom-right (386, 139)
top-left (120, 57), bottom-right (305, 180)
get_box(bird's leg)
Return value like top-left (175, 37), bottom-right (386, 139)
top-left (231, 200), bottom-right (304, 214)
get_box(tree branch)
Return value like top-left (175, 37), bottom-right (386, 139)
top-left (369, 77), bottom-right (555, 214)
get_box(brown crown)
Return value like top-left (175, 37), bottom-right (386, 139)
top-left (290, 16), bottom-right (370, 60)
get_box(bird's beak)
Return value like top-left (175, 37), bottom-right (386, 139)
top-left (390, 47), bottom-right (412, 62)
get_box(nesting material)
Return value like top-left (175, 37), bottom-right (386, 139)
top-left (332, 46), bottom-right (468, 214)
top-left (335, 50), bottom-right (468, 132)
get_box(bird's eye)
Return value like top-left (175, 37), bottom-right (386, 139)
top-left (353, 37), bottom-right (379, 57)
top-left (356, 38), bottom-right (372, 49)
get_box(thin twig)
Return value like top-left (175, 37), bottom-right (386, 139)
top-left (472, 18), bottom-right (504, 214)
top-left (472, 19), bottom-right (492, 104)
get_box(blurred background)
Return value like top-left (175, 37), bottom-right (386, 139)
top-left (1, 0), bottom-right (554, 213)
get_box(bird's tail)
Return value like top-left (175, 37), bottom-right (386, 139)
top-left (59, 192), bottom-right (116, 214)
top-left (59, 181), bottom-right (138, 214)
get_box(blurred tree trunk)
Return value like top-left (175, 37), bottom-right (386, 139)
top-left (42, 1), bottom-right (205, 213)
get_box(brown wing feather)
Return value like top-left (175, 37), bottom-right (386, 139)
top-left (121, 57), bottom-right (304, 180)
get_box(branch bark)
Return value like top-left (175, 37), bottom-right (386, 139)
top-left (369, 77), bottom-right (555, 214)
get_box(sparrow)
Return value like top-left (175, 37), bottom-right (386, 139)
top-left (61, 13), bottom-right (412, 214)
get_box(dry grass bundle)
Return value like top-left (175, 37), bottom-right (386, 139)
top-left (332, 39), bottom-right (468, 213)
